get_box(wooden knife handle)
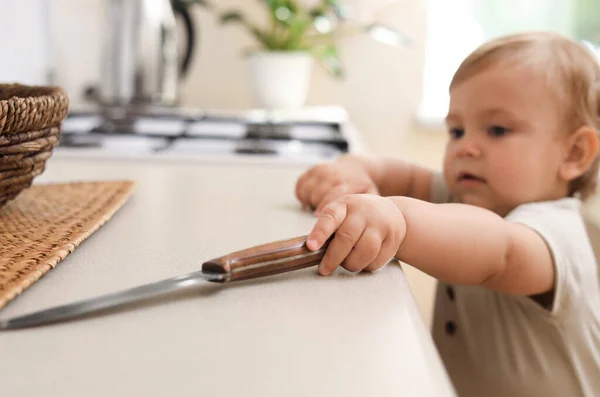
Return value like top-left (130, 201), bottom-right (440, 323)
top-left (202, 235), bottom-right (331, 282)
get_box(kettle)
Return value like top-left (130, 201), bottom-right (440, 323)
top-left (99, 0), bottom-right (196, 107)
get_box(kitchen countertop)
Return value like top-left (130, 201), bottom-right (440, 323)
top-left (0, 156), bottom-right (454, 397)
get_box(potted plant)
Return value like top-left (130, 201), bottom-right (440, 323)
top-left (222, 0), bottom-right (347, 109)
top-left (177, 0), bottom-right (408, 108)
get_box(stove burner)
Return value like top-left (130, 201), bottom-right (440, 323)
top-left (57, 108), bottom-right (351, 161)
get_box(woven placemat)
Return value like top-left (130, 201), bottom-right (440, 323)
top-left (0, 181), bottom-right (136, 309)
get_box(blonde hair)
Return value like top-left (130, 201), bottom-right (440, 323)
top-left (451, 31), bottom-right (600, 200)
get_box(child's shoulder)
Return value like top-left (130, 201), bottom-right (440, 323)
top-left (507, 197), bottom-right (598, 315)
top-left (506, 197), bottom-right (582, 220)
top-left (505, 197), bottom-right (587, 251)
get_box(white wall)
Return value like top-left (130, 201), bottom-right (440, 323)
top-left (48, 0), bottom-right (428, 153)
top-left (49, 0), bottom-right (105, 103)
top-left (0, 0), bottom-right (53, 85)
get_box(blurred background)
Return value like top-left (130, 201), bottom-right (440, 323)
top-left (3, 0), bottom-right (600, 325)
top-left (5, 0), bottom-right (600, 152)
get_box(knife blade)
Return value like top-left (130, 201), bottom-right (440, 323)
top-left (0, 235), bottom-right (330, 330)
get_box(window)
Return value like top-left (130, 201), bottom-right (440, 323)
top-left (417, 0), bottom-right (600, 126)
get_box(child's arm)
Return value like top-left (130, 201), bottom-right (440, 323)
top-left (347, 155), bottom-right (434, 200)
top-left (296, 154), bottom-right (434, 213)
top-left (391, 197), bottom-right (554, 295)
top-left (308, 195), bottom-right (554, 296)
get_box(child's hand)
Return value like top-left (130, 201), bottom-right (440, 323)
top-left (295, 160), bottom-right (379, 213)
top-left (305, 194), bottom-right (406, 276)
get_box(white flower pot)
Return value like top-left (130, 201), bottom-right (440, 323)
top-left (246, 51), bottom-right (314, 109)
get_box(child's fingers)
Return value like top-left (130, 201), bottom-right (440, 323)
top-left (364, 236), bottom-right (395, 272)
top-left (317, 212), bottom-right (367, 276)
top-left (301, 204), bottom-right (313, 213)
top-left (315, 185), bottom-right (350, 214)
top-left (340, 228), bottom-right (381, 272)
top-left (295, 172), bottom-right (309, 202)
top-left (306, 200), bottom-right (348, 251)
top-left (295, 172), bottom-right (317, 206)
top-left (309, 182), bottom-right (336, 210)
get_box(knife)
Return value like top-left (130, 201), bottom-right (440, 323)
top-left (0, 235), bottom-right (330, 330)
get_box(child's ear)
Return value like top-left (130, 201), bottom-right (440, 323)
top-left (559, 126), bottom-right (600, 182)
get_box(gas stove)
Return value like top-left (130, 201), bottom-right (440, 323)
top-left (56, 106), bottom-right (355, 163)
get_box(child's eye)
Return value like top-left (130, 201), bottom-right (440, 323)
top-left (488, 125), bottom-right (510, 137)
top-left (449, 128), bottom-right (464, 139)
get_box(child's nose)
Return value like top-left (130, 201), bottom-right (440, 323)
top-left (456, 135), bottom-right (482, 158)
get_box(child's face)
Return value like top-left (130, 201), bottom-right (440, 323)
top-left (443, 63), bottom-right (570, 216)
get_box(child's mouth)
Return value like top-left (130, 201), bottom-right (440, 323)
top-left (457, 172), bottom-right (486, 185)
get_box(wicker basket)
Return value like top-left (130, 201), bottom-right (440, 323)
top-left (0, 84), bottom-right (69, 208)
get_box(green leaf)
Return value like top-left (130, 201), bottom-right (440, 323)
top-left (263, 0), bottom-right (286, 12)
top-left (280, 18), bottom-right (311, 49)
top-left (220, 11), bottom-right (245, 24)
top-left (285, 1), bottom-right (299, 14)
top-left (172, 0), bottom-right (212, 8)
top-left (309, 7), bottom-right (326, 19)
top-left (248, 26), bottom-right (282, 50)
top-left (312, 45), bottom-right (344, 78)
top-left (324, 0), bottom-right (346, 19)
top-left (219, 11), bottom-right (277, 50)
top-left (274, 6), bottom-right (293, 24)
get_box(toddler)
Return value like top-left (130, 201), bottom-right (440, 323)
top-left (296, 32), bottom-right (600, 396)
